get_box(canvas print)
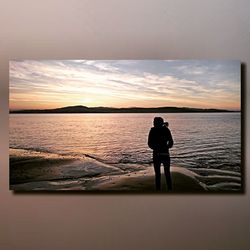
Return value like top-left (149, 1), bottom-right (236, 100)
top-left (9, 60), bottom-right (242, 192)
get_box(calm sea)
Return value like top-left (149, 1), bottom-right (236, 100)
top-left (9, 113), bottom-right (241, 174)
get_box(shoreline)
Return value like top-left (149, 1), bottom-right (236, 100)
top-left (9, 148), bottom-right (241, 192)
top-left (9, 148), bottom-right (206, 192)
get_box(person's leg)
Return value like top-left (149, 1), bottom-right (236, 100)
top-left (163, 156), bottom-right (172, 191)
top-left (153, 155), bottom-right (161, 191)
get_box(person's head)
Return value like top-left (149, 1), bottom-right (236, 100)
top-left (153, 117), bottom-right (164, 127)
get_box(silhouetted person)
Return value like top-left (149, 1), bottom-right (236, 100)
top-left (148, 117), bottom-right (174, 191)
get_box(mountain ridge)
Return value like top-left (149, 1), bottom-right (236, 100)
top-left (9, 105), bottom-right (237, 113)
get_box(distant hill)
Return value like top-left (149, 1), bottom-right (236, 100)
top-left (9, 105), bottom-right (236, 114)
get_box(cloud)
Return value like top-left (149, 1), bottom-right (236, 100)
top-left (9, 60), bottom-right (240, 110)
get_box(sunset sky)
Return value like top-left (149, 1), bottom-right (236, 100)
top-left (9, 60), bottom-right (240, 111)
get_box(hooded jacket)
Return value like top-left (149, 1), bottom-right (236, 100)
top-left (148, 126), bottom-right (174, 153)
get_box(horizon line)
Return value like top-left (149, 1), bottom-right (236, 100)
top-left (9, 104), bottom-right (241, 112)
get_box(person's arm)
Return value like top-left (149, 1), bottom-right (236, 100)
top-left (148, 129), bottom-right (154, 149)
top-left (167, 129), bottom-right (174, 148)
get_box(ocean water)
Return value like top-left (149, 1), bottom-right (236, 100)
top-left (9, 113), bottom-right (242, 190)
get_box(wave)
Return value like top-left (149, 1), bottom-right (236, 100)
top-left (206, 182), bottom-right (241, 191)
top-left (10, 146), bottom-right (55, 154)
top-left (186, 167), bottom-right (242, 192)
top-left (187, 167), bottom-right (241, 177)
